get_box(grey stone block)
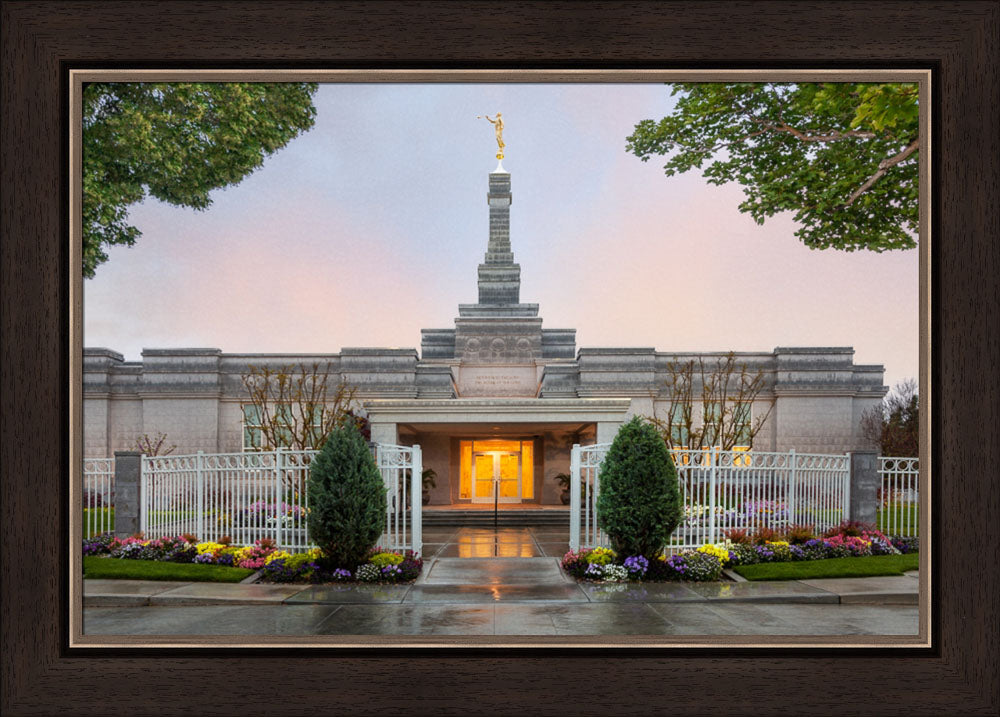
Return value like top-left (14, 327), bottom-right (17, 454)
top-left (113, 451), bottom-right (142, 537)
top-left (849, 451), bottom-right (879, 524)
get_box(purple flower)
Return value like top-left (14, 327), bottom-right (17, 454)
top-left (623, 555), bottom-right (649, 577)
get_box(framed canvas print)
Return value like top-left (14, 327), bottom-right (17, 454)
top-left (68, 69), bottom-right (928, 650)
top-left (3, 1), bottom-right (996, 715)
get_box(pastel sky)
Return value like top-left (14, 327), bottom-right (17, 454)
top-left (83, 82), bottom-right (919, 390)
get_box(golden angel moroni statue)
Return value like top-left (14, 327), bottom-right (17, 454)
top-left (478, 112), bottom-right (505, 159)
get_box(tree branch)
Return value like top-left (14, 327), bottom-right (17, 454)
top-left (844, 138), bottom-right (919, 207)
top-left (754, 119), bottom-right (877, 142)
top-left (699, 129), bottom-right (770, 155)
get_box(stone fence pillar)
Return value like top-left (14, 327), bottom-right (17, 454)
top-left (849, 451), bottom-right (879, 525)
top-left (113, 451), bottom-right (142, 537)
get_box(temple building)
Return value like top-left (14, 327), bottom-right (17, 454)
top-left (84, 159), bottom-right (887, 506)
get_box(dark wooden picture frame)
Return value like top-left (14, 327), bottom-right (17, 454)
top-left (3, 1), bottom-right (996, 714)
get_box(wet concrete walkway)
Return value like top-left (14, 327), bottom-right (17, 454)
top-left (420, 526), bottom-right (570, 559)
top-left (83, 599), bottom-right (918, 636)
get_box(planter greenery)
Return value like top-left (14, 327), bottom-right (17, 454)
top-left (553, 473), bottom-right (573, 505)
top-left (421, 468), bottom-right (437, 505)
top-left (307, 420), bottom-right (387, 569)
top-left (595, 417), bottom-right (683, 558)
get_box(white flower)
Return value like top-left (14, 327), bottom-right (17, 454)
top-left (602, 564), bottom-right (629, 582)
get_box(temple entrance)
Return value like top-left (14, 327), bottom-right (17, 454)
top-left (461, 439), bottom-right (534, 504)
top-left (472, 451), bottom-right (521, 503)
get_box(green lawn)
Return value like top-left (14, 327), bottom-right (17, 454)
top-left (83, 556), bottom-right (254, 582)
top-left (84, 508), bottom-right (115, 538)
top-left (732, 553), bottom-right (919, 581)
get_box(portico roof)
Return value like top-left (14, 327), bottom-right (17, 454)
top-left (363, 397), bottom-right (632, 424)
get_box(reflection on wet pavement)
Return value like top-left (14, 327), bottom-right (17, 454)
top-left (84, 602), bottom-right (920, 637)
top-left (422, 526), bottom-right (568, 559)
top-left (420, 557), bottom-right (571, 586)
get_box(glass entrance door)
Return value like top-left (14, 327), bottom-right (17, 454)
top-left (459, 439), bottom-right (533, 502)
top-left (473, 453), bottom-right (495, 501)
top-left (471, 451), bottom-right (522, 503)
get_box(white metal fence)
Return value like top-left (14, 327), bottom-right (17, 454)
top-left (141, 449), bottom-right (316, 551)
top-left (137, 444), bottom-right (422, 554)
top-left (83, 457), bottom-right (115, 537)
top-left (376, 444), bottom-right (422, 556)
top-left (878, 456), bottom-right (919, 537)
top-left (570, 444), bottom-right (852, 554)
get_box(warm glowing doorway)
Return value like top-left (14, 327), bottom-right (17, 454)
top-left (472, 451), bottom-right (519, 503)
top-left (460, 439), bottom-right (534, 503)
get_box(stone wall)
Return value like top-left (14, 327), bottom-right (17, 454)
top-left (83, 344), bottom-right (885, 458)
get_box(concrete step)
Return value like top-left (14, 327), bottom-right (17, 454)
top-left (422, 509), bottom-right (571, 526)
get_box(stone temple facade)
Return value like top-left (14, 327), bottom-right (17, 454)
top-left (84, 161), bottom-right (888, 506)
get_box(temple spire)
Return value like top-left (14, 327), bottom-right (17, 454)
top-left (455, 121), bottom-right (537, 319)
top-left (476, 167), bottom-right (520, 305)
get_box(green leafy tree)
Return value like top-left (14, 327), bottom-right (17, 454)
top-left (307, 420), bottom-right (386, 569)
top-left (83, 82), bottom-right (318, 277)
top-left (596, 417), bottom-right (683, 558)
top-left (626, 83), bottom-right (919, 252)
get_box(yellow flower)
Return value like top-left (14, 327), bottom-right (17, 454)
top-left (370, 551), bottom-right (404, 567)
top-left (264, 550), bottom-right (292, 565)
top-left (697, 543), bottom-right (730, 562)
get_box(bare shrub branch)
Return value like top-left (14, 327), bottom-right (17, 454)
top-left (135, 432), bottom-right (176, 456)
top-left (652, 352), bottom-right (774, 450)
top-left (241, 362), bottom-right (358, 452)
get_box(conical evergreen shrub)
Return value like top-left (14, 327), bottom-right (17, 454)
top-left (307, 420), bottom-right (387, 569)
top-left (596, 416), bottom-right (683, 558)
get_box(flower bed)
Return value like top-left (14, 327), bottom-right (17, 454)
top-left (561, 521), bottom-right (918, 584)
top-left (563, 546), bottom-right (726, 582)
top-left (259, 548), bottom-right (422, 584)
top-left (82, 532), bottom-right (422, 584)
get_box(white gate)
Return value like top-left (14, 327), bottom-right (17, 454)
top-left (139, 444), bottom-right (421, 555)
top-left (569, 444), bottom-right (851, 554)
top-left (375, 443), bottom-right (422, 554)
top-left (568, 442), bottom-right (612, 552)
